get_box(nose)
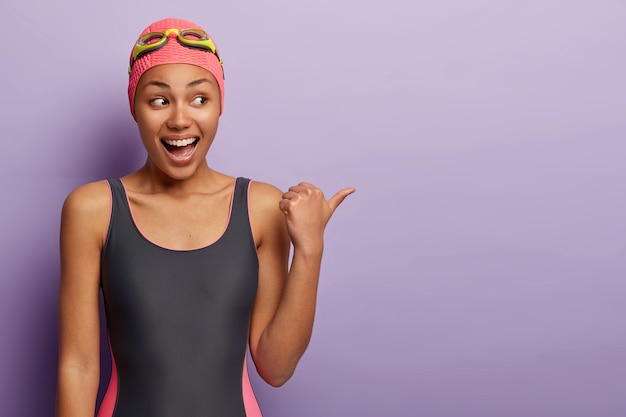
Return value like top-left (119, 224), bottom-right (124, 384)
top-left (166, 103), bottom-right (191, 130)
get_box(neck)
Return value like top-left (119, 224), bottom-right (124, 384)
top-left (133, 159), bottom-right (224, 195)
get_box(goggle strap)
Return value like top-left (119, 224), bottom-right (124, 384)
top-left (134, 41), bottom-right (168, 62)
top-left (128, 29), bottom-right (224, 77)
top-left (175, 40), bottom-right (222, 63)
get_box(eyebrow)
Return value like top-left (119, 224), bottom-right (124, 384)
top-left (144, 78), bottom-right (214, 89)
top-left (187, 78), bottom-right (213, 88)
top-left (145, 80), bottom-right (170, 89)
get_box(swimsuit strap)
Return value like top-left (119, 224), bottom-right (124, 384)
top-left (227, 177), bottom-right (252, 239)
top-left (103, 177), bottom-right (253, 252)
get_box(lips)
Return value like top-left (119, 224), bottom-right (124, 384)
top-left (161, 136), bottom-right (199, 161)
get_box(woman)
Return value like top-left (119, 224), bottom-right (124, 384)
top-left (56, 17), bottom-right (354, 417)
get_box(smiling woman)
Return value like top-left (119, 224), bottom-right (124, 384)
top-left (134, 65), bottom-right (221, 179)
top-left (55, 17), bottom-right (354, 417)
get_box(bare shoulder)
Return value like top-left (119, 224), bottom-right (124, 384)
top-left (248, 180), bottom-right (287, 246)
top-left (62, 180), bottom-right (112, 245)
top-left (63, 180), bottom-right (111, 217)
top-left (249, 180), bottom-right (283, 209)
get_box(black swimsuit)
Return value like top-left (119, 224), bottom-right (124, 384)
top-left (97, 177), bottom-right (263, 417)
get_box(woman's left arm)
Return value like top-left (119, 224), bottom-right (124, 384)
top-left (248, 181), bottom-right (354, 387)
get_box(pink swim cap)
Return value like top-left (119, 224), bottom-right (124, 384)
top-left (128, 17), bottom-right (225, 116)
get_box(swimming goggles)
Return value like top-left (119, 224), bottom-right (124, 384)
top-left (128, 28), bottom-right (223, 74)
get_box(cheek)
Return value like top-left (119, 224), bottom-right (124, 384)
top-left (196, 111), bottom-right (220, 132)
top-left (136, 117), bottom-right (162, 148)
top-left (136, 111), bottom-right (161, 134)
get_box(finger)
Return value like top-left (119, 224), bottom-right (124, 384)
top-left (278, 199), bottom-right (292, 215)
top-left (281, 191), bottom-right (300, 201)
top-left (328, 187), bottom-right (356, 212)
top-left (288, 183), bottom-right (320, 195)
top-left (288, 182), bottom-right (320, 196)
top-left (287, 185), bottom-right (307, 194)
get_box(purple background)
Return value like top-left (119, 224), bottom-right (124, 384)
top-left (1, 0), bottom-right (625, 416)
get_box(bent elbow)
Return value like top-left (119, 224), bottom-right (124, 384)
top-left (258, 366), bottom-right (295, 388)
top-left (264, 373), bottom-right (292, 388)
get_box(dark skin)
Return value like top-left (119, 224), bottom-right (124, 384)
top-left (56, 64), bottom-right (354, 416)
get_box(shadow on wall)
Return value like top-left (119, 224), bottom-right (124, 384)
top-left (61, 109), bottom-right (145, 182)
top-left (1, 250), bottom-right (60, 417)
top-left (0, 109), bottom-right (144, 416)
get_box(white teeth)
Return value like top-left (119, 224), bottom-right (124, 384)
top-left (163, 138), bottom-right (197, 147)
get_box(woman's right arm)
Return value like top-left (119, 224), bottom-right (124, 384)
top-left (56, 181), bottom-right (111, 417)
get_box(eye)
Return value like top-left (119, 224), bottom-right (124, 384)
top-left (192, 96), bottom-right (208, 105)
top-left (150, 98), bottom-right (168, 106)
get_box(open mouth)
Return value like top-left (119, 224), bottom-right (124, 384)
top-left (161, 137), bottom-right (199, 159)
